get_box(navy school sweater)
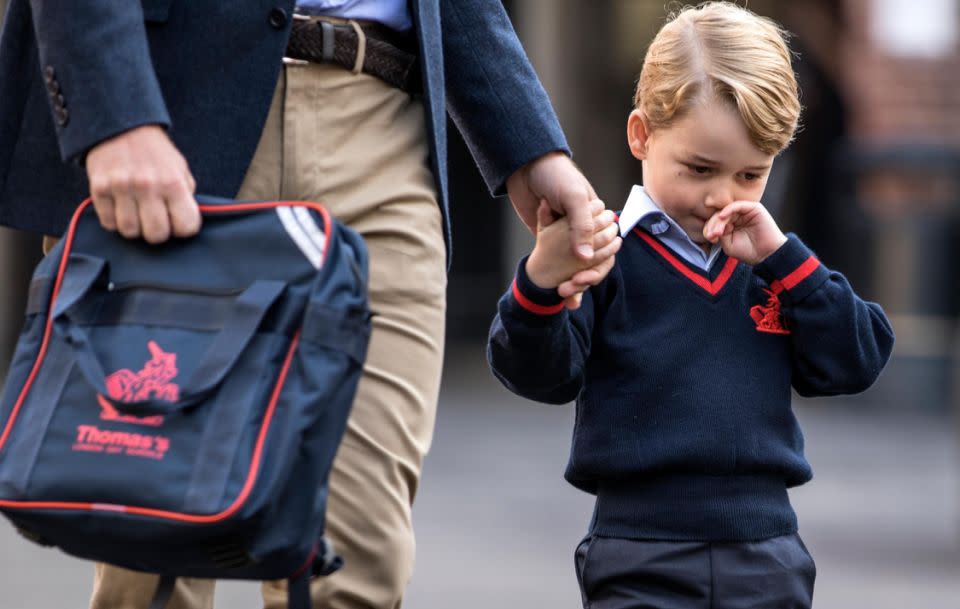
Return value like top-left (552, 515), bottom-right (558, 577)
top-left (487, 229), bottom-right (894, 542)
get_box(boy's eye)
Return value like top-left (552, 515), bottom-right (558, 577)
top-left (740, 172), bottom-right (763, 182)
top-left (687, 164), bottom-right (712, 175)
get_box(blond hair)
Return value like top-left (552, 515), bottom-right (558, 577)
top-left (634, 2), bottom-right (800, 154)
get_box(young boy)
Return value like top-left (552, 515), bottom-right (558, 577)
top-left (487, 3), bottom-right (895, 608)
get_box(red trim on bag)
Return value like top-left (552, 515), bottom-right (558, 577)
top-left (290, 543), bottom-right (319, 580)
top-left (0, 197), bottom-right (329, 523)
top-left (0, 197), bottom-right (87, 453)
top-left (0, 325), bottom-right (299, 523)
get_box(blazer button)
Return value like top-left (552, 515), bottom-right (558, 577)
top-left (43, 65), bottom-right (55, 81)
top-left (55, 107), bottom-right (69, 127)
top-left (46, 79), bottom-right (59, 95)
top-left (268, 8), bottom-right (287, 29)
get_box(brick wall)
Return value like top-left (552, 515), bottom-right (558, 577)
top-left (842, 0), bottom-right (960, 145)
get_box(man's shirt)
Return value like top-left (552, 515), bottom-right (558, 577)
top-left (295, 0), bottom-right (413, 31)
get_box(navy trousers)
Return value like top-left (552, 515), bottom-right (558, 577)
top-left (574, 533), bottom-right (816, 609)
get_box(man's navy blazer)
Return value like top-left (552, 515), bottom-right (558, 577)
top-left (0, 0), bottom-right (568, 253)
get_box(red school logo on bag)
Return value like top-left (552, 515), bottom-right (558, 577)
top-left (71, 341), bottom-right (177, 460)
top-left (96, 340), bottom-right (180, 427)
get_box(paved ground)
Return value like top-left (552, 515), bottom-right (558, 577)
top-left (0, 344), bottom-right (957, 608)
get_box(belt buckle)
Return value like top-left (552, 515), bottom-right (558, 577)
top-left (284, 14), bottom-right (312, 65)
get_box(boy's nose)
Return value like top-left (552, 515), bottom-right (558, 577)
top-left (704, 191), bottom-right (733, 209)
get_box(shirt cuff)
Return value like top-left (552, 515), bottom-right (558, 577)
top-left (753, 234), bottom-right (830, 302)
top-left (510, 255), bottom-right (565, 316)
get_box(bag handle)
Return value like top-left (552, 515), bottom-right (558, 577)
top-left (51, 254), bottom-right (287, 416)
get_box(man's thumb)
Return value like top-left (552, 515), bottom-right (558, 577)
top-left (568, 205), bottom-right (595, 259)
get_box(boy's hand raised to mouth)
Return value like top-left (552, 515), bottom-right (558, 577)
top-left (703, 201), bottom-right (787, 266)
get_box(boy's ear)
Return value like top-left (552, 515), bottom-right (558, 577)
top-left (627, 109), bottom-right (651, 161)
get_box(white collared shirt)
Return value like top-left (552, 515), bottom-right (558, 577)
top-left (617, 185), bottom-right (722, 271)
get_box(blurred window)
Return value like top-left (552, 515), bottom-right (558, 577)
top-left (871, 0), bottom-right (957, 58)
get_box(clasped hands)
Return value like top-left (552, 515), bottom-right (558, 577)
top-left (522, 172), bottom-right (789, 297)
top-left (525, 198), bottom-right (789, 295)
top-left (506, 152), bottom-right (621, 310)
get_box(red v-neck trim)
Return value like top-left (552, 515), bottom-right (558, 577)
top-left (633, 228), bottom-right (738, 296)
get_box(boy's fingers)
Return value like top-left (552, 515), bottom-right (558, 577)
top-left (559, 255), bottom-right (618, 297)
top-left (592, 210), bottom-right (617, 233)
top-left (715, 201), bottom-right (757, 226)
top-left (558, 276), bottom-right (587, 298)
top-left (704, 214), bottom-right (726, 242)
top-left (703, 217), bottom-right (717, 242)
top-left (536, 199), bottom-right (555, 230)
top-left (593, 222), bottom-right (620, 250)
top-left (557, 239), bottom-right (622, 299)
top-left (590, 199), bottom-right (606, 216)
top-left (714, 221), bottom-right (727, 241)
top-left (593, 234), bottom-right (623, 261)
top-left (563, 293), bottom-right (583, 310)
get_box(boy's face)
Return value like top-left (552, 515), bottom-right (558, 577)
top-left (627, 97), bottom-right (777, 250)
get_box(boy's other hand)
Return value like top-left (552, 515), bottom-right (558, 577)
top-left (526, 200), bottom-right (621, 294)
top-left (86, 125), bottom-right (201, 244)
top-left (703, 201), bottom-right (787, 265)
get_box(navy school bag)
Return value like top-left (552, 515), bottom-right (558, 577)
top-left (0, 196), bottom-right (371, 609)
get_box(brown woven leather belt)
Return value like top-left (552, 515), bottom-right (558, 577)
top-left (285, 17), bottom-right (421, 94)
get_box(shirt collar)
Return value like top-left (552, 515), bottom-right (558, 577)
top-left (618, 185), bottom-right (663, 237)
top-left (617, 185), bottom-right (722, 268)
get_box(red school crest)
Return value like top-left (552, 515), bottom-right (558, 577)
top-left (749, 288), bottom-right (790, 335)
top-left (96, 340), bottom-right (180, 427)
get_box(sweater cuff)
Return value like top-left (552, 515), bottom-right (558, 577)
top-left (510, 256), bottom-right (565, 315)
top-left (753, 234), bottom-right (830, 302)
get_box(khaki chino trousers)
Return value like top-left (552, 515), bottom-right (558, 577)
top-left (87, 61), bottom-right (447, 609)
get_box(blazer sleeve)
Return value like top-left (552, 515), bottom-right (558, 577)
top-left (487, 256), bottom-right (596, 405)
top-left (440, 0), bottom-right (570, 195)
top-left (753, 234), bottom-right (896, 397)
top-left (28, 0), bottom-right (171, 162)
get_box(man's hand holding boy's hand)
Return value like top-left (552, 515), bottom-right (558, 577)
top-left (703, 201), bottom-right (787, 266)
top-left (526, 200), bottom-right (621, 292)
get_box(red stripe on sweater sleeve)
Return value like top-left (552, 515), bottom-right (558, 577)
top-left (511, 279), bottom-right (565, 316)
top-left (780, 256), bottom-right (821, 290)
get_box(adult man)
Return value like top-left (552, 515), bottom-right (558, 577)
top-left (0, 1), bottom-right (617, 607)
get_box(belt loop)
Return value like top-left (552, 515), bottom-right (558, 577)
top-left (320, 21), bottom-right (335, 62)
top-left (348, 20), bottom-right (366, 75)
